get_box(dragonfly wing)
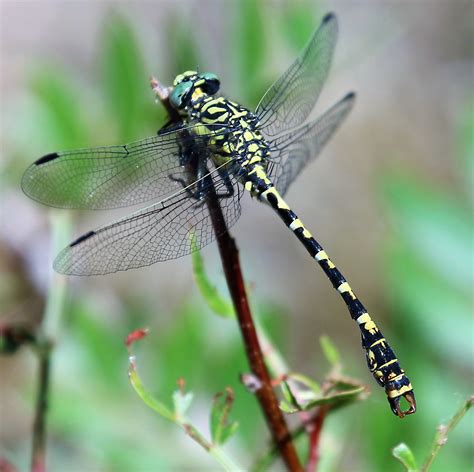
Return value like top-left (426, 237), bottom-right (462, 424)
top-left (267, 92), bottom-right (355, 196)
top-left (21, 124), bottom-right (228, 210)
top-left (255, 13), bottom-right (338, 138)
top-left (53, 162), bottom-right (243, 275)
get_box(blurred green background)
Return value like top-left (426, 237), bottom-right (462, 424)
top-left (1, 1), bottom-right (472, 471)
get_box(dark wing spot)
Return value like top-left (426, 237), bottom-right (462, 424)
top-left (344, 91), bottom-right (356, 101)
top-left (322, 12), bottom-right (335, 24)
top-left (35, 152), bottom-right (60, 165)
top-left (70, 231), bottom-right (96, 247)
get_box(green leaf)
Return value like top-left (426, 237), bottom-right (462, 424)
top-left (210, 389), bottom-right (239, 445)
top-left (173, 389), bottom-right (194, 420)
top-left (300, 386), bottom-right (366, 411)
top-left (280, 373), bottom-right (321, 409)
top-left (280, 384), bottom-right (366, 413)
top-left (128, 363), bottom-right (175, 422)
top-left (190, 233), bottom-right (234, 318)
top-left (279, 400), bottom-right (299, 414)
top-left (392, 443), bottom-right (418, 472)
top-left (99, 14), bottom-right (149, 140)
top-left (320, 335), bottom-right (340, 367)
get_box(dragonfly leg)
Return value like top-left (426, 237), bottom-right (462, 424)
top-left (215, 167), bottom-right (235, 199)
top-left (157, 120), bottom-right (185, 135)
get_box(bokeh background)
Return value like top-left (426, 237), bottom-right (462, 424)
top-left (1, 0), bottom-right (473, 470)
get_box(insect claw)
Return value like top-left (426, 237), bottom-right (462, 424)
top-left (389, 391), bottom-right (417, 418)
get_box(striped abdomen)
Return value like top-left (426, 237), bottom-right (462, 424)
top-left (254, 181), bottom-right (415, 417)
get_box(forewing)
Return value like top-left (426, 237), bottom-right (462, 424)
top-left (53, 163), bottom-right (243, 275)
top-left (21, 124), bottom-right (228, 210)
top-left (267, 92), bottom-right (355, 196)
top-left (255, 13), bottom-right (338, 138)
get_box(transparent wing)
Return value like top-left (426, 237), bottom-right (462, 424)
top-left (53, 162), bottom-right (243, 275)
top-left (255, 13), bottom-right (338, 138)
top-left (21, 124), bottom-right (229, 210)
top-left (267, 92), bottom-right (355, 196)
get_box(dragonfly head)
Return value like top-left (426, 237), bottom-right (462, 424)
top-left (170, 71), bottom-right (220, 110)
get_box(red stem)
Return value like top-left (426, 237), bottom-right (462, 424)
top-left (152, 78), bottom-right (302, 471)
top-left (306, 406), bottom-right (328, 472)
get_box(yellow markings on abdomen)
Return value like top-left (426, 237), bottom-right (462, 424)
top-left (370, 338), bottom-right (386, 348)
top-left (356, 312), bottom-right (378, 334)
top-left (387, 372), bottom-right (405, 382)
top-left (289, 219), bottom-right (303, 231)
top-left (314, 250), bottom-right (335, 269)
top-left (387, 384), bottom-right (413, 398)
top-left (377, 359), bottom-right (398, 371)
top-left (337, 282), bottom-right (356, 300)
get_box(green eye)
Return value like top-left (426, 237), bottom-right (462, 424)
top-left (170, 81), bottom-right (192, 109)
top-left (201, 72), bottom-right (218, 81)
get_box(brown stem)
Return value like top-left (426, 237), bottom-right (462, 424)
top-left (31, 344), bottom-right (51, 472)
top-left (206, 189), bottom-right (301, 471)
top-left (305, 405), bottom-right (328, 472)
top-left (151, 78), bottom-right (302, 471)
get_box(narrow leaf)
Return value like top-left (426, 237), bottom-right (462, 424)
top-left (128, 362), bottom-right (174, 422)
top-left (320, 335), bottom-right (340, 367)
top-left (281, 386), bottom-right (366, 413)
top-left (392, 443), bottom-right (419, 472)
top-left (279, 400), bottom-right (299, 414)
top-left (190, 233), bottom-right (234, 317)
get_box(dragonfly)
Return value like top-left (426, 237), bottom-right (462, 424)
top-left (22, 13), bottom-right (415, 417)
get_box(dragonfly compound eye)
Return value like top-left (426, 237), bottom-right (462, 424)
top-left (200, 72), bottom-right (220, 95)
top-left (170, 81), bottom-right (193, 109)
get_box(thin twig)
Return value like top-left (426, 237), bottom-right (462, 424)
top-left (31, 213), bottom-right (70, 472)
top-left (31, 344), bottom-right (51, 472)
top-left (421, 395), bottom-right (474, 472)
top-left (304, 374), bottom-right (336, 472)
top-left (151, 78), bottom-right (302, 471)
top-left (305, 405), bottom-right (328, 472)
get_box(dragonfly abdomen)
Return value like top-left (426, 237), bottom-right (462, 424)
top-left (258, 184), bottom-right (415, 417)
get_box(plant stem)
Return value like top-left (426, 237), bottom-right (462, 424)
top-left (31, 344), bottom-right (51, 472)
top-left (31, 212), bottom-right (70, 472)
top-left (151, 78), bottom-right (302, 471)
top-left (421, 396), bottom-right (474, 472)
top-left (206, 189), bottom-right (301, 471)
top-left (305, 405), bottom-right (328, 472)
